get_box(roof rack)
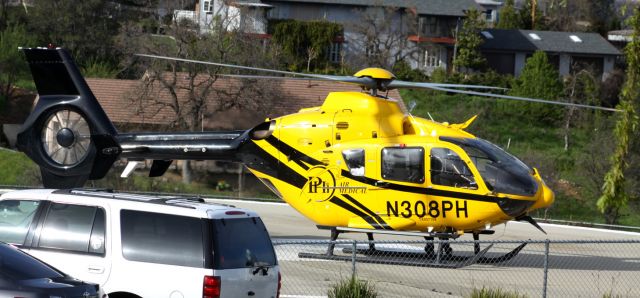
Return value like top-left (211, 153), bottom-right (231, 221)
top-left (62, 189), bottom-right (236, 209)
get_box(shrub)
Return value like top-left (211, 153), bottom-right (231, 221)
top-left (469, 287), bottom-right (528, 298)
top-left (328, 276), bottom-right (377, 298)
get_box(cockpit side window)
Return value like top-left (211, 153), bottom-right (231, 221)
top-left (342, 149), bottom-right (365, 176)
top-left (430, 148), bottom-right (477, 189)
top-left (440, 137), bottom-right (537, 196)
top-left (381, 147), bottom-right (424, 183)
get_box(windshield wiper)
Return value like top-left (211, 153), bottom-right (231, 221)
top-left (251, 261), bottom-right (271, 276)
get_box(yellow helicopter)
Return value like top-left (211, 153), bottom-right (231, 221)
top-left (16, 48), bottom-right (619, 267)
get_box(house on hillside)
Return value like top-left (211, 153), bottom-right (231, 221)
top-left (474, 0), bottom-right (503, 24)
top-left (607, 29), bottom-right (633, 50)
top-left (480, 29), bottom-right (621, 80)
top-left (183, 0), bottom-right (273, 34)
top-left (174, 0), bottom-right (482, 74)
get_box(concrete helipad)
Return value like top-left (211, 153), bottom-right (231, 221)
top-left (208, 198), bottom-right (640, 298)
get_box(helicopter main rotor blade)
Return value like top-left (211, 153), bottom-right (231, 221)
top-left (135, 54), bottom-right (377, 89)
top-left (387, 80), bottom-right (508, 91)
top-left (423, 85), bottom-right (621, 112)
top-left (215, 74), bottom-right (330, 81)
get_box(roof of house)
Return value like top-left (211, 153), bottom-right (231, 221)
top-left (480, 29), bottom-right (621, 56)
top-left (262, 0), bottom-right (480, 16)
top-left (86, 76), bottom-right (404, 130)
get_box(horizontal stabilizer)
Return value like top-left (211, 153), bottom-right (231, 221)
top-left (150, 160), bottom-right (173, 177)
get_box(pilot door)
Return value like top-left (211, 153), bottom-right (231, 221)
top-left (425, 143), bottom-right (489, 230)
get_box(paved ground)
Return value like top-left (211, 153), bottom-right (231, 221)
top-left (207, 198), bottom-right (640, 298)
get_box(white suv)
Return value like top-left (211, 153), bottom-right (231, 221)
top-left (0, 189), bottom-right (280, 298)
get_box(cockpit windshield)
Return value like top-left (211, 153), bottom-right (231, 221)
top-left (440, 137), bottom-right (538, 196)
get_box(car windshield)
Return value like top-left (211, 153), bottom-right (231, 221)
top-left (212, 217), bottom-right (277, 270)
top-left (0, 243), bottom-right (64, 280)
top-left (440, 137), bottom-right (537, 196)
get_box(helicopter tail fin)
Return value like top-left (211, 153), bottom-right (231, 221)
top-left (17, 47), bottom-right (120, 188)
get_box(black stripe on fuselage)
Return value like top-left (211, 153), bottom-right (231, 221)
top-left (342, 194), bottom-right (391, 230)
top-left (241, 140), bottom-right (307, 188)
top-left (257, 136), bottom-right (505, 204)
top-left (329, 196), bottom-right (384, 230)
top-left (265, 136), bottom-right (323, 170)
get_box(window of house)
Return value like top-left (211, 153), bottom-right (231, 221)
top-left (0, 200), bottom-right (40, 245)
top-left (342, 149), bottom-right (365, 176)
top-left (430, 148), bottom-right (477, 189)
top-left (381, 147), bottom-right (424, 183)
top-left (38, 203), bottom-right (105, 254)
top-left (485, 10), bottom-right (493, 22)
top-left (365, 43), bottom-right (377, 58)
top-left (203, 0), bottom-right (213, 13)
top-left (419, 16), bottom-right (438, 35)
top-left (424, 46), bottom-right (441, 68)
top-left (428, 17), bottom-right (438, 35)
top-left (327, 42), bottom-right (342, 63)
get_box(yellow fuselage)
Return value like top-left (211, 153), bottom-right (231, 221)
top-left (245, 91), bottom-right (554, 233)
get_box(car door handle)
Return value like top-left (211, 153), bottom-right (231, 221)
top-left (88, 265), bottom-right (104, 274)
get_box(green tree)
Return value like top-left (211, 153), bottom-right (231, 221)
top-left (598, 7), bottom-right (640, 224)
top-left (509, 51), bottom-right (564, 124)
top-left (519, 0), bottom-right (546, 30)
top-left (496, 0), bottom-right (521, 29)
top-left (27, 0), bottom-right (121, 65)
top-left (453, 9), bottom-right (487, 72)
top-left (271, 20), bottom-right (342, 72)
top-left (587, 0), bottom-right (616, 34)
top-left (0, 24), bottom-right (35, 105)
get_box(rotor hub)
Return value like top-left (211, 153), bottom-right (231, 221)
top-left (56, 128), bottom-right (76, 148)
top-left (41, 109), bottom-right (91, 166)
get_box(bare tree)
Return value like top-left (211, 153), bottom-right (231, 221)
top-left (346, 5), bottom-right (419, 70)
top-left (117, 3), bottom-right (284, 183)
top-left (562, 69), bottom-right (599, 151)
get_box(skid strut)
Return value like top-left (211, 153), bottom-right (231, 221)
top-left (299, 227), bottom-right (526, 268)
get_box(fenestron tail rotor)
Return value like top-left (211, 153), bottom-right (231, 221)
top-left (17, 48), bottom-right (121, 188)
top-left (41, 109), bottom-right (91, 166)
top-left (136, 53), bottom-right (621, 112)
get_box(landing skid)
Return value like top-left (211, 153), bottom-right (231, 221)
top-left (297, 227), bottom-right (525, 268)
top-left (341, 242), bottom-right (526, 264)
top-left (298, 244), bottom-right (492, 269)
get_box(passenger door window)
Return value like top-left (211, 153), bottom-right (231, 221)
top-left (381, 147), bottom-right (424, 183)
top-left (120, 210), bottom-right (205, 268)
top-left (0, 200), bottom-right (40, 245)
top-left (342, 149), bottom-right (365, 176)
top-left (38, 203), bottom-right (105, 254)
top-left (430, 148), bottom-right (477, 189)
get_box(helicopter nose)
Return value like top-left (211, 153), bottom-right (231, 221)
top-left (530, 180), bottom-right (555, 210)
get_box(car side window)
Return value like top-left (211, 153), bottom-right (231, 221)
top-left (342, 149), bottom-right (365, 176)
top-left (0, 200), bottom-right (41, 245)
top-left (430, 148), bottom-right (477, 189)
top-left (38, 203), bottom-right (105, 254)
top-left (120, 210), bottom-right (205, 268)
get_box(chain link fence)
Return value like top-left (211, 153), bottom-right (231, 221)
top-left (273, 239), bottom-right (640, 298)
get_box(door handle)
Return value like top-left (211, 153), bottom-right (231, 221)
top-left (375, 181), bottom-right (389, 187)
top-left (88, 265), bottom-right (104, 274)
